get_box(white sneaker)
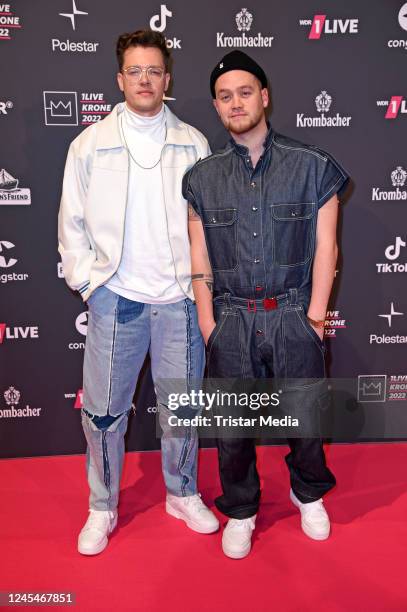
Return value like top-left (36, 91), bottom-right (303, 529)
top-left (290, 489), bottom-right (330, 541)
top-left (222, 515), bottom-right (256, 559)
top-left (166, 493), bottom-right (219, 534)
top-left (77, 509), bottom-right (118, 555)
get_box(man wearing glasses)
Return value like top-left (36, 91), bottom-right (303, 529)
top-left (58, 29), bottom-right (218, 555)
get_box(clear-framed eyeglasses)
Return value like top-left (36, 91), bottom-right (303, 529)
top-left (122, 65), bottom-right (166, 82)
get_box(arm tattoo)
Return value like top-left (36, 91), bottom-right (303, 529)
top-left (188, 203), bottom-right (201, 221)
top-left (191, 273), bottom-right (214, 293)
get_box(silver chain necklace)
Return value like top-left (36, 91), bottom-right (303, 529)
top-left (119, 111), bottom-right (166, 170)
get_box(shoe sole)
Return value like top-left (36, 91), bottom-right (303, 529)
top-left (166, 502), bottom-right (219, 534)
top-left (222, 542), bottom-right (251, 559)
top-left (78, 537), bottom-right (109, 556)
top-left (290, 491), bottom-right (330, 541)
top-left (301, 524), bottom-right (329, 541)
top-left (77, 516), bottom-right (118, 556)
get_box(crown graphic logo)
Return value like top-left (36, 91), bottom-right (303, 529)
top-left (361, 382), bottom-right (382, 395)
top-left (236, 8), bottom-right (253, 32)
top-left (391, 166), bottom-right (407, 188)
top-left (315, 91), bottom-right (332, 113)
top-left (4, 386), bottom-right (20, 406)
top-left (50, 101), bottom-right (72, 117)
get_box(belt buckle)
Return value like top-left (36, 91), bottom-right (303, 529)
top-left (247, 299), bottom-right (257, 312)
top-left (263, 297), bottom-right (278, 311)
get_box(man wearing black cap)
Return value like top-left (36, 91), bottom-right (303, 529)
top-left (183, 50), bottom-right (349, 558)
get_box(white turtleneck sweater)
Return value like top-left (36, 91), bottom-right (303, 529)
top-left (106, 103), bottom-right (184, 304)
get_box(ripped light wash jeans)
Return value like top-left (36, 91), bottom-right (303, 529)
top-left (81, 285), bottom-right (205, 511)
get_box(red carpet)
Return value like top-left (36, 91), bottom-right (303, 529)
top-left (1, 444), bottom-right (406, 611)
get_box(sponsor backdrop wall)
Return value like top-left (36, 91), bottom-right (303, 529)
top-left (1, 0), bottom-right (407, 458)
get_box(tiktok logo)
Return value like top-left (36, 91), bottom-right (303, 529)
top-left (385, 237), bottom-right (406, 260)
top-left (376, 236), bottom-right (407, 273)
top-left (149, 4), bottom-right (181, 49)
top-left (150, 4), bottom-right (172, 32)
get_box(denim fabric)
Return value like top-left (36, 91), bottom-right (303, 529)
top-left (82, 285), bottom-right (205, 510)
top-left (183, 126), bottom-right (349, 302)
top-left (182, 126), bottom-right (345, 518)
top-left (207, 292), bottom-right (336, 519)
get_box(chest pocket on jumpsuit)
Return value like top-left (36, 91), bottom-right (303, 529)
top-left (202, 208), bottom-right (238, 272)
top-left (270, 202), bottom-right (316, 267)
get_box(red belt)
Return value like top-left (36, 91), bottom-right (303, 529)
top-left (247, 297), bottom-right (278, 312)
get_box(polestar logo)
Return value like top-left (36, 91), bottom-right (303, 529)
top-left (378, 302), bottom-right (404, 327)
top-left (59, 0), bottom-right (88, 31)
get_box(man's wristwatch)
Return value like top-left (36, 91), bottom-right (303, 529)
top-left (307, 316), bottom-right (325, 328)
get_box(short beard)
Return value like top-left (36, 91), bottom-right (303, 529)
top-left (224, 109), bottom-right (263, 135)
